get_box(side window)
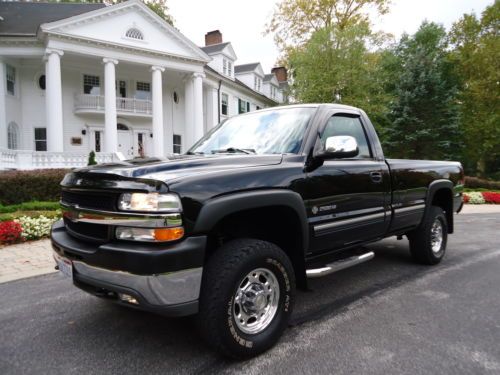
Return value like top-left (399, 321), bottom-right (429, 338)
top-left (321, 115), bottom-right (371, 158)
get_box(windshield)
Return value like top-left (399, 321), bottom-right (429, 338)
top-left (188, 107), bottom-right (316, 155)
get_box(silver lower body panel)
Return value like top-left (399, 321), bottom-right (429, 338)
top-left (54, 251), bottom-right (202, 307)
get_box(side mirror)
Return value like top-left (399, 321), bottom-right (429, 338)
top-left (321, 135), bottom-right (359, 159)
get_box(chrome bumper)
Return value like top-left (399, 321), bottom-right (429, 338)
top-left (54, 251), bottom-right (202, 308)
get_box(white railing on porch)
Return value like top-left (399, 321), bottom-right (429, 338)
top-left (0, 148), bottom-right (124, 170)
top-left (74, 94), bottom-right (152, 115)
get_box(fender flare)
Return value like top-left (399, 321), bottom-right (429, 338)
top-left (425, 179), bottom-right (454, 233)
top-left (192, 189), bottom-right (309, 254)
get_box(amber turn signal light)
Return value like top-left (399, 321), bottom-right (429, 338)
top-left (154, 227), bottom-right (184, 242)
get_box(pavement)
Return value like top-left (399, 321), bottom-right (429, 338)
top-left (0, 208), bottom-right (499, 374)
top-left (0, 239), bottom-right (55, 284)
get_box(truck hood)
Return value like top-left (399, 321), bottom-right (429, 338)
top-left (74, 154), bottom-right (283, 182)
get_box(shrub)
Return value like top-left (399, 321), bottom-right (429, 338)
top-left (0, 169), bottom-right (69, 205)
top-left (88, 151), bottom-right (97, 166)
top-left (466, 192), bottom-right (485, 204)
top-left (0, 221), bottom-right (23, 244)
top-left (465, 176), bottom-right (500, 190)
top-left (482, 192), bottom-right (500, 204)
top-left (15, 215), bottom-right (58, 241)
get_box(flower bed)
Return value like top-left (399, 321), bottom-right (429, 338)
top-left (463, 191), bottom-right (500, 204)
top-left (0, 214), bottom-right (60, 245)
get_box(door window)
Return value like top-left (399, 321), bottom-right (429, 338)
top-left (321, 115), bottom-right (372, 158)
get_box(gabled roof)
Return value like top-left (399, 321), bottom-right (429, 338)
top-left (235, 63), bottom-right (261, 73)
top-left (0, 2), bottom-right (105, 36)
top-left (201, 41), bottom-right (237, 60)
top-left (263, 74), bottom-right (279, 86)
top-left (201, 42), bottom-right (230, 54)
top-left (39, 0), bottom-right (210, 63)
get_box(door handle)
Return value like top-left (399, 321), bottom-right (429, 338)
top-left (370, 172), bottom-right (383, 183)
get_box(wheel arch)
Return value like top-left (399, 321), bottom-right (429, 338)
top-left (426, 180), bottom-right (454, 233)
top-left (192, 190), bottom-right (309, 288)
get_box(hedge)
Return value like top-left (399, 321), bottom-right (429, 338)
top-left (465, 176), bottom-right (500, 190)
top-left (0, 169), bottom-right (69, 205)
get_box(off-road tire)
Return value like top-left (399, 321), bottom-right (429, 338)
top-left (408, 206), bottom-right (448, 265)
top-left (197, 238), bottom-right (295, 359)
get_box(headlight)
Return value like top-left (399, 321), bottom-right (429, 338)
top-left (118, 193), bottom-right (182, 212)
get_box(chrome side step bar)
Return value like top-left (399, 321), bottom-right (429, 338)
top-left (306, 252), bottom-right (375, 278)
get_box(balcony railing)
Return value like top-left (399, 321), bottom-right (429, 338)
top-left (0, 148), bottom-right (123, 170)
top-left (74, 94), bottom-right (152, 116)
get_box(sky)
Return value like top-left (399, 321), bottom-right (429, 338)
top-left (169, 0), bottom-right (493, 73)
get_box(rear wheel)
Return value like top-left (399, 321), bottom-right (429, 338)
top-left (408, 206), bottom-right (448, 265)
top-left (197, 239), bottom-right (295, 359)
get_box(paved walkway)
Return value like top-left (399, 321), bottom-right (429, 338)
top-left (0, 205), bottom-right (498, 284)
top-left (0, 239), bottom-right (55, 284)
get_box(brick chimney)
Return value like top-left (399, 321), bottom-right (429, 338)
top-left (205, 30), bottom-right (223, 46)
top-left (271, 67), bottom-right (288, 82)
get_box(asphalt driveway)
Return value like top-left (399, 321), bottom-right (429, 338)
top-left (0, 212), bottom-right (499, 374)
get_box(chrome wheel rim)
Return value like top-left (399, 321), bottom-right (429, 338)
top-left (233, 267), bottom-right (280, 335)
top-left (431, 219), bottom-right (444, 254)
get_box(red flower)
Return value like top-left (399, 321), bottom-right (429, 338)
top-left (463, 193), bottom-right (470, 204)
top-left (482, 192), bottom-right (500, 204)
top-left (0, 221), bottom-right (23, 244)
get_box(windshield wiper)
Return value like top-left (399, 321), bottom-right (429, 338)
top-left (186, 151), bottom-right (205, 155)
top-left (212, 147), bottom-right (256, 154)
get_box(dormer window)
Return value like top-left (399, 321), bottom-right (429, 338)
top-left (227, 61), bottom-right (232, 76)
top-left (254, 76), bottom-right (262, 92)
top-left (223, 59), bottom-right (227, 75)
top-left (125, 28), bottom-right (144, 40)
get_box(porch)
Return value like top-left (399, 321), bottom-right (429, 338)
top-left (74, 94), bottom-right (152, 118)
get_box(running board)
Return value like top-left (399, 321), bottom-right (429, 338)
top-left (306, 251), bottom-right (375, 278)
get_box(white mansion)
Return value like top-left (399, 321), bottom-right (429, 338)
top-left (0, 0), bottom-right (289, 169)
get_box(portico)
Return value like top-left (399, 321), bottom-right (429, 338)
top-left (39, 0), bottom-right (210, 157)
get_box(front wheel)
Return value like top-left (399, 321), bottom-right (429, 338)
top-left (197, 239), bottom-right (295, 359)
top-left (408, 206), bottom-right (448, 265)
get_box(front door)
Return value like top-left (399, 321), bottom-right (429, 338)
top-left (305, 112), bottom-right (391, 254)
top-left (117, 130), bottom-right (133, 158)
top-left (136, 132), bottom-right (147, 157)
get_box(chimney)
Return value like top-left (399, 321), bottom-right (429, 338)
top-left (205, 30), bottom-right (223, 46)
top-left (271, 67), bottom-right (288, 82)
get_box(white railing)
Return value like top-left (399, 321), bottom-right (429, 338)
top-left (74, 94), bottom-right (152, 115)
top-left (0, 148), bottom-right (123, 170)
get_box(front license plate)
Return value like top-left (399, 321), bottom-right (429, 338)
top-left (56, 257), bottom-right (73, 279)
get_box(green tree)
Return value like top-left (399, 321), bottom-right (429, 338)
top-left (383, 22), bottom-right (462, 161)
top-left (266, 0), bottom-right (390, 53)
top-left (449, 0), bottom-right (500, 177)
top-left (288, 20), bottom-right (392, 127)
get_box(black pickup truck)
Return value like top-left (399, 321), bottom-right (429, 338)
top-left (51, 104), bottom-right (464, 358)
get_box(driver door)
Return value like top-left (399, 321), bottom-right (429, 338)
top-left (305, 112), bottom-right (391, 254)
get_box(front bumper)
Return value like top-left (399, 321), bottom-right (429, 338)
top-left (51, 220), bottom-right (206, 317)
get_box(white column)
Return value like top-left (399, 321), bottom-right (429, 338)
top-left (209, 87), bottom-right (219, 129)
top-left (0, 60), bottom-right (7, 149)
top-left (103, 58), bottom-right (118, 153)
top-left (193, 73), bottom-right (205, 143)
top-left (184, 75), bottom-right (194, 150)
top-left (44, 49), bottom-right (64, 152)
top-left (151, 66), bottom-right (165, 157)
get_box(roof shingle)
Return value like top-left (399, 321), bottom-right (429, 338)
top-left (0, 2), bottom-right (105, 36)
top-left (200, 42), bottom-right (231, 54)
top-left (234, 62), bottom-right (260, 74)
